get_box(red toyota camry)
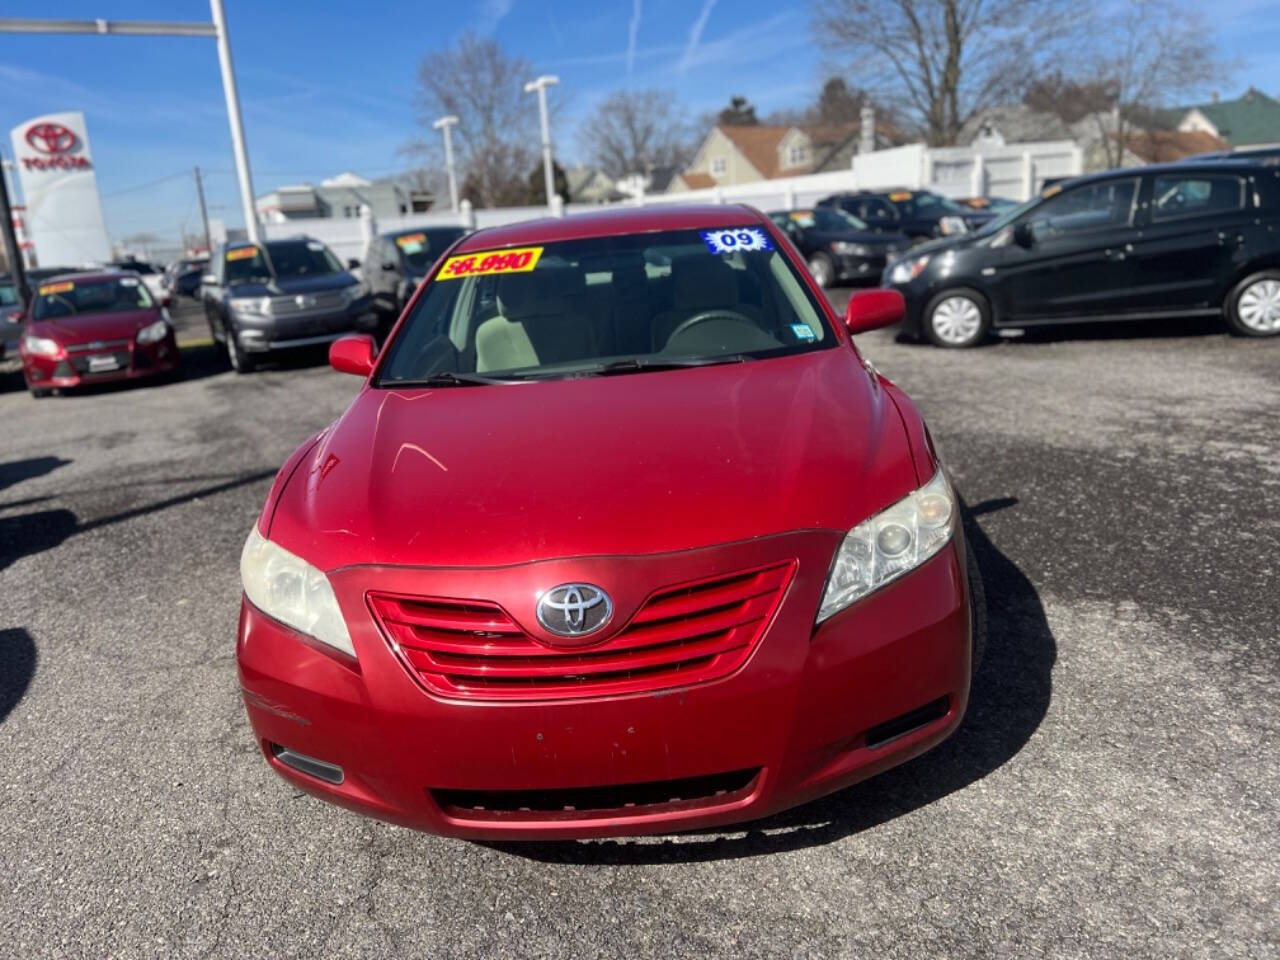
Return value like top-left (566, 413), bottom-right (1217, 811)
top-left (19, 271), bottom-right (180, 396)
top-left (237, 205), bottom-right (982, 840)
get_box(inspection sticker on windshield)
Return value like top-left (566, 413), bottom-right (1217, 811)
top-left (436, 246), bottom-right (543, 280)
top-left (396, 233), bottom-right (426, 248)
top-left (226, 247), bottom-right (259, 261)
top-left (702, 228), bottom-right (772, 254)
top-left (39, 281), bottom-right (74, 295)
top-left (791, 323), bottom-right (816, 342)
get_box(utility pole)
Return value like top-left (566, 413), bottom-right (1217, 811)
top-left (523, 75), bottom-right (559, 210)
top-left (0, 151), bottom-right (29, 305)
top-left (193, 165), bottom-right (213, 254)
top-left (433, 115), bottom-right (460, 212)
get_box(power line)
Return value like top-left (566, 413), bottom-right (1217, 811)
top-left (100, 170), bottom-right (194, 198)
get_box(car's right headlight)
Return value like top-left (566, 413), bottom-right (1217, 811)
top-left (23, 334), bottom-right (60, 356)
top-left (817, 469), bottom-right (956, 622)
top-left (229, 296), bottom-right (270, 316)
top-left (240, 526), bottom-right (355, 658)
top-left (888, 255), bottom-right (930, 284)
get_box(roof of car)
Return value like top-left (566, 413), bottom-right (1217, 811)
top-left (1047, 158), bottom-right (1279, 192)
top-left (455, 204), bottom-right (765, 250)
top-left (383, 225), bottom-right (466, 237)
top-left (31, 270), bottom-right (136, 285)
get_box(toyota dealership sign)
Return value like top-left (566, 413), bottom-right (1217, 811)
top-left (9, 111), bottom-right (111, 265)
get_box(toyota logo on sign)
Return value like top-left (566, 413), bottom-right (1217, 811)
top-left (25, 122), bottom-right (78, 155)
top-left (536, 584), bottom-right (612, 640)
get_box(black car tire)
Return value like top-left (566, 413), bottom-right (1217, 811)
top-left (1225, 270), bottom-right (1280, 337)
top-left (29, 387), bottom-right (51, 399)
top-left (923, 288), bottom-right (991, 349)
top-left (807, 253), bottom-right (835, 289)
top-left (226, 327), bottom-right (257, 374)
top-left (965, 532), bottom-right (987, 673)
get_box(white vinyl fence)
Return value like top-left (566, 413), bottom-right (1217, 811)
top-left (264, 139), bottom-right (1086, 263)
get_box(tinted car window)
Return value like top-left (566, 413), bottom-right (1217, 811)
top-left (379, 228), bottom-right (833, 382)
top-left (223, 241), bottom-right (342, 284)
top-left (0, 284), bottom-right (18, 307)
top-left (860, 199), bottom-right (897, 223)
top-left (1028, 179), bottom-right (1138, 239)
top-left (33, 276), bottom-right (154, 320)
top-left (395, 228), bottom-right (466, 271)
top-left (1151, 174), bottom-right (1245, 221)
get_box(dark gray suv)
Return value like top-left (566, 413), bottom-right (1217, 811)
top-left (362, 226), bottom-right (467, 327)
top-left (202, 237), bottom-right (376, 372)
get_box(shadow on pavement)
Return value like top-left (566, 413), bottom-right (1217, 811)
top-left (495, 494), bottom-right (1055, 865)
top-left (0, 455), bottom-right (70, 494)
top-left (0, 628), bottom-right (37, 723)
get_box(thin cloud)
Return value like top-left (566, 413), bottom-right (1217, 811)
top-left (476, 0), bottom-right (515, 36)
top-left (678, 0), bottom-right (718, 74)
top-left (627, 0), bottom-right (643, 76)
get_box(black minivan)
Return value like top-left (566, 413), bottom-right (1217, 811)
top-left (883, 161), bottom-right (1280, 347)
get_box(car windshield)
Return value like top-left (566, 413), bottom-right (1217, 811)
top-left (224, 240), bottom-right (342, 284)
top-left (32, 276), bottom-right (155, 320)
top-left (902, 192), bottom-right (969, 217)
top-left (788, 208), bottom-right (869, 232)
top-left (112, 261), bottom-right (155, 275)
top-left (395, 228), bottom-right (466, 271)
top-left (377, 226), bottom-right (833, 385)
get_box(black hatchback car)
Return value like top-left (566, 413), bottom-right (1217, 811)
top-left (882, 161), bottom-right (1280, 346)
top-left (818, 189), bottom-right (996, 243)
top-left (362, 226), bottom-right (467, 325)
top-left (767, 207), bottom-right (908, 287)
top-left (201, 237), bottom-right (376, 372)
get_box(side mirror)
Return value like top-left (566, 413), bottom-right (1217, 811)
top-left (1013, 221), bottom-right (1035, 248)
top-left (844, 289), bottom-right (904, 336)
top-left (201, 273), bottom-right (217, 285)
top-left (329, 334), bottom-right (377, 377)
top-left (346, 258), bottom-right (361, 270)
top-left (381, 261), bottom-right (399, 272)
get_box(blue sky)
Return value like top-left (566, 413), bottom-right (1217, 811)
top-left (0, 0), bottom-right (1273, 249)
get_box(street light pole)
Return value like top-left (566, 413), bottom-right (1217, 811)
top-left (523, 75), bottom-right (559, 210)
top-left (208, 0), bottom-right (259, 244)
top-left (433, 115), bottom-right (460, 212)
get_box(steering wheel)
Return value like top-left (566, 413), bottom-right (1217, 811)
top-left (665, 309), bottom-right (759, 347)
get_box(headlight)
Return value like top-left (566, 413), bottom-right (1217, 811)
top-left (817, 469), bottom-right (956, 622)
top-left (340, 281), bottom-right (370, 305)
top-left (22, 334), bottom-right (60, 357)
top-left (939, 216), bottom-right (969, 236)
top-left (240, 527), bottom-right (355, 658)
top-left (888, 255), bottom-right (930, 284)
top-left (229, 296), bottom-right (269, 316)
top-left (135, 318), bottom-right (170, 344)
top-left (831, 241), bottom-right (871, 256)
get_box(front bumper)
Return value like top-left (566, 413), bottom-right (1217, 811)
top-left (881, 272), bottom-right (932, 338)
top-left (21, 334), bottom-right (180, 390)
top-left (237, 532), bottom-right (973, 840)
top-left (233, 299), bottom-right (377, 353)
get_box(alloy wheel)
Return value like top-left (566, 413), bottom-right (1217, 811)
top-left (1237, 279), bottom-right (1280, 333)
top-left (808, 256), bottom-right (833, 288)
top-left (930, 296), bottom-right (983, 345)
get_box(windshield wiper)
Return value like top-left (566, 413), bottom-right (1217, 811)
top-left (384, 371), bottom-right (531, 387)
top-left (586, 355), bottom-right (754, 376)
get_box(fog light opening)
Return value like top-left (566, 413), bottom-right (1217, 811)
top-left (269, 742), bottom-right (344, 785)
top-left (864, 697), bottom-right (950, 749)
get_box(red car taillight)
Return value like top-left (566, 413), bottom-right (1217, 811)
top-left (369, 562), bottom-right (795, 702)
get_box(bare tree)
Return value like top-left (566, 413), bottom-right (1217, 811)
top-left (583, 90), bottom-right (693, 180)
top-left (812, 0), bottom-right (1076, 145)
top-left (407, 33), bottom-right (544, 208)
top-left (1079, 0), bottom-right (1229, 168)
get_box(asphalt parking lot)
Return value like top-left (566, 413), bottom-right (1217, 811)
top-left (1, 296), bottom-right (1277, 959)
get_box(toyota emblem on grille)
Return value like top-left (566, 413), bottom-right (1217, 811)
top-left (295, 294), bottom-right (316, 308)
top-left (536, 583), bottom-right (612, 638)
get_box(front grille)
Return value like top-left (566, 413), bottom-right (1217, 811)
top-left (266, 290), bottom-right (347, 315)
top-left (69, 350), bottom-right (130, 374)
top-left (431, 767), bottom-right (761, 820)
top-left (368, 562), bottom-right (794, 702)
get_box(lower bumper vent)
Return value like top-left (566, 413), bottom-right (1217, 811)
top-left (269, 742), bottom-right (344, 785)
top-left (865, 697), bottom-right (950, 749)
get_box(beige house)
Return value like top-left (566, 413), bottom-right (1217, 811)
top-left (668, 124), bottom-right (860, 192)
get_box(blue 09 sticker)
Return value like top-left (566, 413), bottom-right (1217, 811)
top-left (702, 228), bottom-right (772, 254)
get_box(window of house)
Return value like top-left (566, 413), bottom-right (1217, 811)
top-left (1150, 174), bottom-right (1245, 221)
top-left (710, 156), bottom-right (727, 176)
top-left (786, 144), bottom-right (808, 167)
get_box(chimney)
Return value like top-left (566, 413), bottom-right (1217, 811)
top-left (859, 104), bottom-right (876, 155)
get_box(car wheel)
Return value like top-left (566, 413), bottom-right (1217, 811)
top-left (29, 387), bottom-right (51, 399)
top-left (924, 288), bottom-right (991, 348)
top-left (226, 328), bottom-right (256, 374)
top-left (965, 533), bottom-right (987, 673)
top-left (1226, 271), bottom-right (1280, 337)
top-left (807, 253), bottom-right (835, 288)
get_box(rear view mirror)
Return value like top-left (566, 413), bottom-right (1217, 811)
top-left (347, 258), bottom-right (361, 270)
top-left (329, 334), bottom-right (377, 377)
top-left (1013, 221), bottom-right (1035, 248)
top-left (844, 289), bottom-right (904, 336)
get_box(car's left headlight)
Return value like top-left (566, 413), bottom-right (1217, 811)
top-left (817, 468), bottom-right (956, 622)
top-left (888, 255), bottom-right (930, 284)
top-left (831, 241), bottom-right (872, 256)
top-left (939, 216), bottom-right (969, 236)
top-left (135, 318), bottom-right (170, 344)
top-left (240, 527), bottom-right (355, 658)
top-left (340, 281), bottom-right (370, 306)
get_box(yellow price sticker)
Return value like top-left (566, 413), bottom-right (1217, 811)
top-left (888, 191), bottom-right (913, 202)
top-left (396, 233), bottom-right (427, 247)
top-left (436, 246), bottom-right (543, 281)
top-left (39, 281), bottom-right (75, 295)
top-left (226, 247), bottom-right (259, 262)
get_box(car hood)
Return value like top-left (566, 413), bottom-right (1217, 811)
top-left (32, 308), bottom-right (160, 344)
top-left (268, 349), bottom-right (919, 570)
top-left (228, 271), bottom-right (357, 297)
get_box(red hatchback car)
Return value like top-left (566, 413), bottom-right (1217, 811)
top-left (19, 271), bottom-right (180, 396)
top-left (237, 205), bottom-right (983, 840)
